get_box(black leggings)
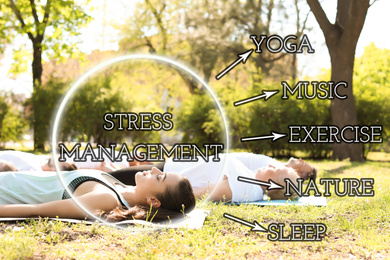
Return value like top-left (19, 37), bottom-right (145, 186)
top-left (109, 162), bottom-right (165, 186)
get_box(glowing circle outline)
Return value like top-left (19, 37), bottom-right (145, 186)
top-left (51, 54), bottom-right (230, 229)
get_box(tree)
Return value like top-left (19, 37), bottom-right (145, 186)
top-left (0, 0), bottom-right (91, 150)
top-left (119, 0), bottom-right (203, 93)
top-left (183, 0), bottom-right (242, 83)
top-left (0, 92), bottom-right (28, 147)
top-left (307, 0), bottom-right (371, 161)
top-left (353, 43), bottom-right (390, 156)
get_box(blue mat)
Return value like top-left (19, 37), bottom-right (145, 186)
top-left (226, 196), bottom-right (327, 206)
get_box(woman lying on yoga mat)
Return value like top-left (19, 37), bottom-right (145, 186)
top-left (109, 153), bottom-right (316, 203)
top-left (0, 168), bottom-right (196, 221)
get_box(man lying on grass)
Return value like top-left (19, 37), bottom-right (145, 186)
top-left (109, 153), bottom-right (317, 202)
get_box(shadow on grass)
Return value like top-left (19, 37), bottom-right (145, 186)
top-left (321, 160), bottom-right (390, 178)
top-left (320, 162), bottom-right (363, 178)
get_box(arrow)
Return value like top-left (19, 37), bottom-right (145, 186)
top-left (234, 90), bottom-right (279, 106)
top-left (237, 176), bottom-right (284, 190)
top-left (223, 213), bottom-right (268, 232)
top-left (241, 131), bottom-right (287, 142)
top-left (215, 49), bottom-right (253, 80)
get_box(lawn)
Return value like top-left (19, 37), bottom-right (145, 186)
top-left (1, 155), bottom-right (389, 259)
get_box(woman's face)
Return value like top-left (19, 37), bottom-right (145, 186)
top-left (135, 167), bottom-right (182, 198)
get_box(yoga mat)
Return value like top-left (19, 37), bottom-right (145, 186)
top-left (0, 208), bottom-right (209, 229)
top-left (226, 196), bottom-right (327, 206)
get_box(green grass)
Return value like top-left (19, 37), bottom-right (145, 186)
top-left (1, 155), bottom-right (390, 259)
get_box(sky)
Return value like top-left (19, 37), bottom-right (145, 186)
top-left (300, 0), bottom-right (390, 76)
top-left (0, 0), bottom-right (389, 97)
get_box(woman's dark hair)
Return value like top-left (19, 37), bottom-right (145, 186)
top-left (102, 177), bottom-right (196, 222)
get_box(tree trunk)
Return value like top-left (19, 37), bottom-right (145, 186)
top-left (307, 0), bottom-right (369, 162)
top-left (329, 46), bottom-right (364, 161)
top-left (32, 42), bottom-right (45, 151)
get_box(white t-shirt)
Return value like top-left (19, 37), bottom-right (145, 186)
top-left (164, 153), bottom-right (281, 186)
top-left (164, 153), bottom-right (279, 202)
top-left (0, 151), bottom-right (44, 171)
top-left (226, 153), bottom-right (283, 170)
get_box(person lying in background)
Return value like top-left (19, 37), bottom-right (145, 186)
top-left (110, 153), bottom-right (317, 186)
top-left (0, 151), bottom-right (76, 172)
top-left (109, 153), bottom-right (317, 203)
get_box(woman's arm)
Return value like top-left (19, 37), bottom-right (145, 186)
top-left (0, 191), bottom-right (119, 219)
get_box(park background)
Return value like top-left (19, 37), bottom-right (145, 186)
top-left (0, 0), bottom-right (390, 259)
top-left (0, 0), bottom-right (389, 161)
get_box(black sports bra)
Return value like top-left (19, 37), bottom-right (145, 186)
top-left (62, 176), bottom-right (130, 208)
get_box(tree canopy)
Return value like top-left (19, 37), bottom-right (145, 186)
top-left (0, 0), bottom-right (387, 160)
top-left (0, 0), bottom-right (91, 150)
